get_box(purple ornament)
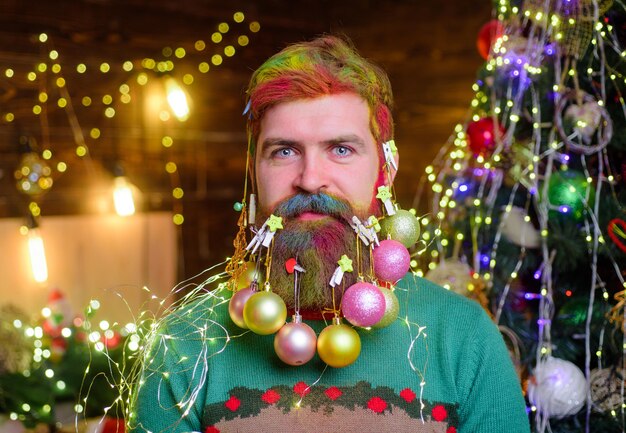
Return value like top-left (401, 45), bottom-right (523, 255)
top-left (228, 286), bottom-right (256, 329)
top-left (372, 239), bottom-right (410, 283)
top-left (274, 316), bottom-right (317, 366)
top-left (342, 282), bottom-right (385, 327)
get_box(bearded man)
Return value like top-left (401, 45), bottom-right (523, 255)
top-left (129, 36), bottom-right (530, 433)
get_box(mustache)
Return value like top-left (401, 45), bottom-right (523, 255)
top-left (273, 193), bottom-right (352, 221)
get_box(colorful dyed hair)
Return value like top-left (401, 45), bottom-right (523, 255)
top-left (245, 35), bottom-right (394, 153)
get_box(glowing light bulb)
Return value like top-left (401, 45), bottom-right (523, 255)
top-left (113, 176), bottom-right (136, 216)
top-left (165, 77), bottom-right (190, 121)
top-left (28, 228), bottom-right (48, 283)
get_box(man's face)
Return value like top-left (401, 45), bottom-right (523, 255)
top-left (255, 93), bottom-right (381, 218)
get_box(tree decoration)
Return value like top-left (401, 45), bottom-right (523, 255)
top-left (0, 305), bottom-right (32, 375)
top-left (273, 315), bottom-right (317, 366)
top-left (243, 287), bottom-right (287, 335)
top-left (546, 169), bottom-right (594, 221)
top-left (476, 19), bottom-right (504, 60)
top-left (228, 285), bottom-right (257, 329)
top-left (528, 357), bottom-right (586, 419)
top-left (425, 259), bottom-right (473, 296)
top-left (466, 117), bottom-right (504, 157)
top-left (14, 152), bottom-right (54, 197)
top-left (371, 286), bottom-right (400, 329)
top-left (378, 209), bottom-right (420, 248)
top-left (500, 206), bottom-right (540, 248)
top-left (341, 281), bottom-right (385, 328)
top-left (607, 218), bottom-right (626, 253)
top-left (589, 368), bottom-right (625, 413)
top-left (372, 239), bottom-right (411, 283)
top-left (316, 317), bottom-right (361, 368)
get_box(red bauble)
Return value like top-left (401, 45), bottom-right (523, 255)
top-left (466, 117), bottom-right (504, 157)
top-left (477, 19), bottom-right (504, 60)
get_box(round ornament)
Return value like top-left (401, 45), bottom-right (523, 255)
top-left (372, 239), bottom-right (411, 283)
top-left (243, 291), bottom-right (287, 335)
top-left (379, 209), bottom-right (420, 248)
top-left (590, 368), bottom-right (625, 412)
top-left (342, 282), bottom-right (386, 327)
top-left (546, 169), bottom-right (594, 221)
top-left (425, 259), bottom-right (473, 295)
top-left (500, 207), bottom-right (540, 248)
top-left (229, 286), bottom-right (257, 329)
top-left (235, 261), bottom-right (258, 290)
top-left (527, 357), bottom-right (586, 418)
top-left (466, 117), bottom-right (504, 158)
top-left (476, 19), bottom-right (504, 59)
top-left (14, 152), bottom-right (54, 196)
top-left (372, 286), bottom-right (399, 329)
top-left (274, 317), bottom-right (317, 366)
top-left (317, 318), bottom-right (361, 368)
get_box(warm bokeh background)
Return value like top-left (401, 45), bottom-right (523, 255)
top-left (0, 0), bottom-right (490, 318)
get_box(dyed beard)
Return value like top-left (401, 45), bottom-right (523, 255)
top-left (257, 193), bottom-right (371, 310)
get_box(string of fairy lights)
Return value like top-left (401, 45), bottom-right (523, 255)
top-left (413, 0), bottom-right (626, 430)
top-left (4, 11), bottom-right (260, 226)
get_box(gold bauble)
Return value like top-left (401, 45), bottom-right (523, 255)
top-left (236, 261), bottom-right (259, 290)
top-left (317, 319), bottom-right (361, 368)
top-left (243, 291), bottom-right (287, 335)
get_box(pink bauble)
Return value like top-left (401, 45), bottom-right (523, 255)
top-left (342, 282), bottom-right (385, 327)
top-left (228, 286), bottom-right (256, 329)
top-left (274, 319), bottom-right (317, 366)
top-left (373, 239), bottom-right (410, 283)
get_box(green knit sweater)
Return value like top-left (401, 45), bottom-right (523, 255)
top-left (131, 275), bottom-right (530, 432)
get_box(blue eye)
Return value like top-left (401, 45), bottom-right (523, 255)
top-left (272, 147), bottom-right (295, 158)
top-left (333, 146), bottom-right (352, 157)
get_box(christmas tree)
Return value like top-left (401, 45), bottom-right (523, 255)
top-left (414, 0), bottom-right (626, 431)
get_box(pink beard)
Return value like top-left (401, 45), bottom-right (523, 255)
top-left (256, 197), bottom-right (379, 310)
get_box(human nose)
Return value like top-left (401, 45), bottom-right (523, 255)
top-left (293, 154), bottom-right (328, 194)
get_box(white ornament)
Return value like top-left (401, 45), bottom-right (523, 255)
top-left (564, 101), bottom-right (603, 143)
top-left (500, 207), bottom-right (540, 248)
top-left (425, 259), bottom-right (472, 295)
top-left (528, 357), bottom-right (586, 418)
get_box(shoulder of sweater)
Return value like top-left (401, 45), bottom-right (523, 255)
top-left (397, 273), bottom-right (494, 331)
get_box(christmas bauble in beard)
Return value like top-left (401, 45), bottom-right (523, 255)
top-left (372, 239), bottom-right (411, 283)
top-left (235, 261), bottom-right (259, 290)
top-left (371, 286), bottom-right (399, 329)
top-left (228, 286), bottom-right (257, 329)
top-left (317, 318), bottom-right (361, 368)
top-left (243, 291), bottom-right (287, 335)
top-left (341, 282), bottom-right (386, 327)
top-left (274, 316), bottom-right (317, 366)
top-left (527, 356), bottom-right (586, 418)
top-left (379, 209), bottom-right (420, 248)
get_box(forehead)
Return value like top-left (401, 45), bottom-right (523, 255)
top-left (257, 93), bottom-right (373, 142)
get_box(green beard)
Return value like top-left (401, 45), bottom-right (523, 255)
top-left (254, 193), bottom-right (374, 310)
top-left (268, 217), bottom-right (362, 310)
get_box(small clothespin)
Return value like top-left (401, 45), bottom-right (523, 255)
top-left (366, 215), bottom-right (381, 246)
top-left (351, 216), bottom-right (375, 245)
top-left (382, 140), bottom-right (398, 172)
top-left (246, 223), bottom-right (267, 254)
top-left (376, 185), bottom-right (396, 216)
top-left (261, 214), bottom-right (283, 247)
top-left (285, 257), bottom-right (306, 274)
top-left (330, 254), bottom-right (353, 287)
